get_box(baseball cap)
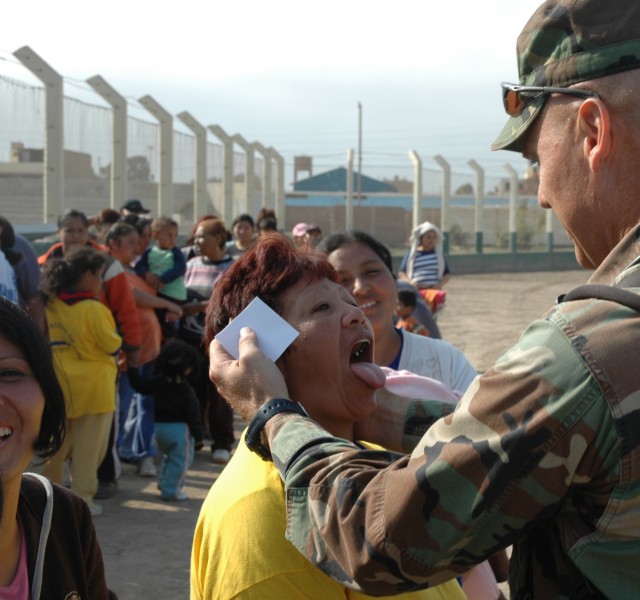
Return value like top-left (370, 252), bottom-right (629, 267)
top-left (121, 199), bottom-right (150, 214)
top-left (492, 0), bottom-right (640, 152)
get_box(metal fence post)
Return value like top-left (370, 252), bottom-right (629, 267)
top-left (231, 134), bottom-right (255, 216)
top-left (268, 147), bottom-right (285, 226)
top-left (14, 46), bottom-right (64, 223)
top-left (408, 150), bottom-right (422, 232)
top-left (208, 125), bottom-right (234, 224)
top-left (433, 154), bottom-right (451, 254)
top-left (86, 75), bottom-right (128, 211)
top-left (138, 95), bottom-right (173, 217)
top-left (252, 141), bottom-right (272, 211)
top-left (346, 149), bottom-right (354, 230)
top-left (467, 159), bottom-right (485, 254)
top-left (503, 164), bottom-right (519, 253)
top-left (177, 111), bottom-right (207, 221)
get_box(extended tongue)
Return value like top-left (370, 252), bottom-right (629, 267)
top-left (350, 362), bottom-right (386, 389)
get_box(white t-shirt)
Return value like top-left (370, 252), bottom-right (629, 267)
top-left (398, 328), bottom-right (477, 394)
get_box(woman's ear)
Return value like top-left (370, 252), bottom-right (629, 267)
top-left (578, 98), bottom-right (612, 172)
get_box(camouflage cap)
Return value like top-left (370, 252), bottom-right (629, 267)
top-left (492, 0), bottom-right (640, 152)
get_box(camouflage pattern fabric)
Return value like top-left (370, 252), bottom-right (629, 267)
top-left (270, 227), bottom-right (640, 599)
top-left (493, 0), bottom-right (640, 152)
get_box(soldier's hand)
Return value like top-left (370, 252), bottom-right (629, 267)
top-left (208, 327), bottom-right (290, 422)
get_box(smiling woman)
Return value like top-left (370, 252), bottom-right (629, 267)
top-left (190, 233), bottom-right (466, 599)
top-left (0, 297), bottom-right (115, 598)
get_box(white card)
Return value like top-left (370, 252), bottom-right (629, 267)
top-left (215, 297), bottom-right (299, 361)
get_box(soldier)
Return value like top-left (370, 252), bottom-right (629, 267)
top-left (208, 1), bottom-right (640, 597)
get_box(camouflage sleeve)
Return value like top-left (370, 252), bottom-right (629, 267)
top-left (270, 317), bottom-right (616, 595)
top-left (402, 396), bottom-right (456, 453)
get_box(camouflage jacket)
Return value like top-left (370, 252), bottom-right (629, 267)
top-left (271, 227), bottom-right (640, 599)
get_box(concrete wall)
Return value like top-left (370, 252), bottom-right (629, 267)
top-left (283, 203), bottom-right (572, 250)
top-left (4, 176), bottom-right (580, 275)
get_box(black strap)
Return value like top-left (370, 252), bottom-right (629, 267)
top-left (558, 284), bottom-right (640, 312)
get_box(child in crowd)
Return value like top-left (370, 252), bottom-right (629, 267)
top-left (127, 340), bottom-right (204, 501)
top-left (41, 247), bottom-right (122, 517)
top-left (399, 221), bottom-right (449, 318)
top-left (135, 216), bottom-right (187, 338)
top-left (396, 289), bottom-right (430, 337)
top-left (399, 221), bottom-right (450, 289)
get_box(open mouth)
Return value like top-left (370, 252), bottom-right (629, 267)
top-left (350, 339), bottom-right (372, 363)
top-left (358, 301), bottom-right (376, 311)
top-left (348, 338), bottom-right (385, 389)
top-left (0, 427), bottom-right (13, 441)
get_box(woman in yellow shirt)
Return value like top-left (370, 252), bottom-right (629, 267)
top-left (190, 234), bottom-right (466, 600)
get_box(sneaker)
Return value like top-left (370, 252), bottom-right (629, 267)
top-left (94, 480), bottom-right (117, 500)
top-left (90, 503), bottom-right (104, 517)
top-left (161, 491), bottom-right (189, 501)
top-left (138, 456), bottom-right (158, 477)
top-left (211, 449), bottom-right (231, 464)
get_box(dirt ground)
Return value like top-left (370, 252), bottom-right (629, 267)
top-left (92, 269), bottom-right (590, 599)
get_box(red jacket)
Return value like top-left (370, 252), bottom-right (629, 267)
top-left (37, 240), bottom-right (107, 266)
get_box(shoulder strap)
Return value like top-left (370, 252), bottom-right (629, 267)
top-left (558, 284), bottom-right (640, 312)
top-left (22, 473), bottom-right (54, 600)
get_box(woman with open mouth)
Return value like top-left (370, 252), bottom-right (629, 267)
top-left (190, 233), bottom-right (466, 599)
top-left (317, 230), bottom-right (508, 598)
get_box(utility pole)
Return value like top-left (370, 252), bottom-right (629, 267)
top-left (357, 101), bottom-right (363, 205)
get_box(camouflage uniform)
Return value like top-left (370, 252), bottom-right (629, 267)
top-left (269, 227), bottom-right (640, 599)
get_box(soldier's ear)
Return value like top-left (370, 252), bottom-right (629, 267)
top-left (577, 98), bottom-right (611, 172)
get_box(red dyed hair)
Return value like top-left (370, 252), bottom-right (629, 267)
top-left (184, 214), bottom-right (218, 246)
top-left (204, 232), bottom-right (338, 346)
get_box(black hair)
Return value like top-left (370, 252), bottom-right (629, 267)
top-left (232, 213), bottom-right (255, 228)
top-left (316, 230), bottom-right (394, 274)
top-left (397, 288), bottom-right (418, 308)
top-left (257, 217), bottom-right (278, 232)
top-left (105, 221), bottom-right (137, 247)
top-left (57, 208), bottom-right (89, 229)
top-left (0, 297), bottom-right (65, 458)
top-left (0, 215), bottom-right (21, 266)
top-left (40, 247), bottom-right (107, 297)
top-left (120, 214), bottom-right (149, 232)
top-left (154, 340), bottom-right (200, 381)
top-left (256, 207), bottom-right (276, 223)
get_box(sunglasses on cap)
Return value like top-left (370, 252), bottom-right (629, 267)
top-left (501, 82), bottom-right (600, 117)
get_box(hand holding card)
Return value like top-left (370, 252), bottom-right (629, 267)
top-left (215, 297), bottom-right (299, 361)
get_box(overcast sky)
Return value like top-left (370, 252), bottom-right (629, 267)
top-left (2, 0), bottom-right (544, 186)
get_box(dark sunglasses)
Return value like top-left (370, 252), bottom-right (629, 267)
top-left (501, 82), bottom-right (600, 116)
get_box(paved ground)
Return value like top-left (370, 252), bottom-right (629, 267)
top-left (91, 269), bottom-right (590, 599)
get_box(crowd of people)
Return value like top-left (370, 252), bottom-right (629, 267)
top-left (2, 0), bottom-right (638, 597)
top-left (1, 199), bottom-right (497, 597)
